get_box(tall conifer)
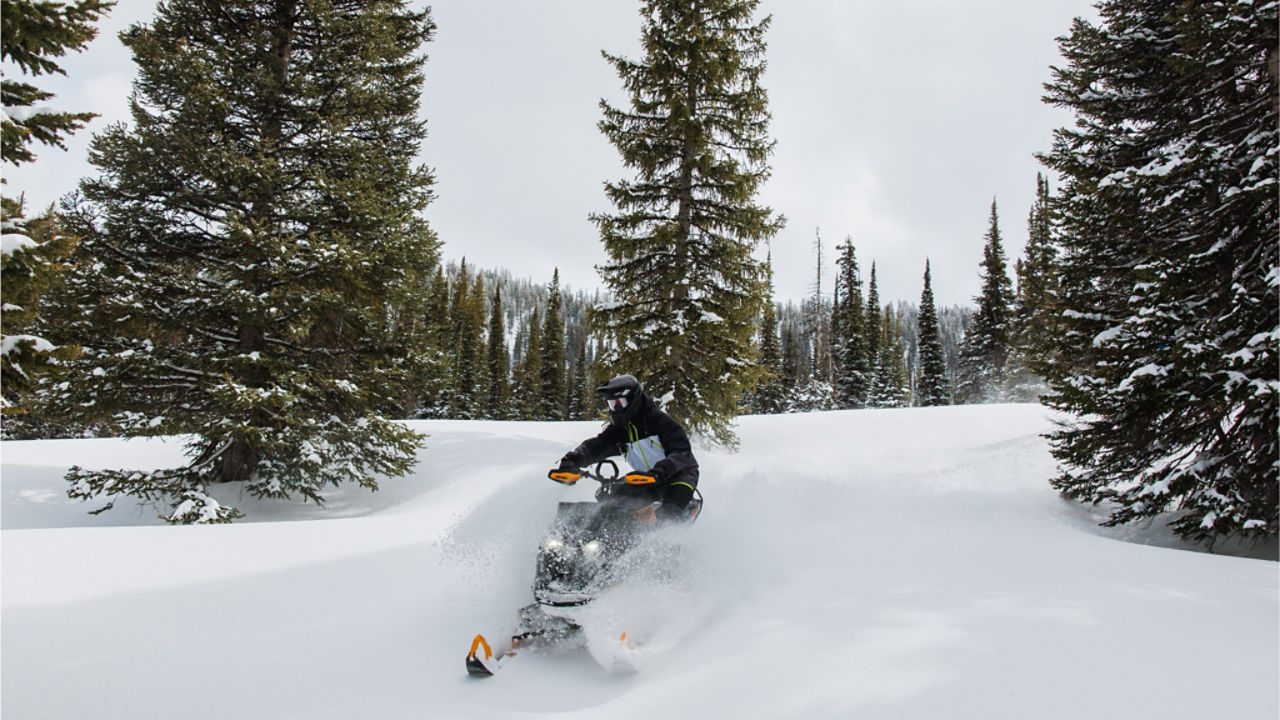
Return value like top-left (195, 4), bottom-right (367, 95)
top-left (591, 0), bottom-right (784, 446)
top-left (1, 0), bottom-right (111, 419)
top-left (485, 285), bottom-right (510, 419)
top-left (538, 269), bottom-right (567, 420)
top-left (1040, 0), bottom-right (1277, 544)
top-left (957, 199), bottom-right (1015, 404)
top-left (56, 1), bottom-right (439, 522)
top-left (832, 238), bottom-right (868, 408)
top-left (916, 260), bottom-right (950, 406)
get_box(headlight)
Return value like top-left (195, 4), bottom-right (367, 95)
top-left (581, 540), bottom-right (603, 559)
top-left (544, 538), bottom-right (566, 553)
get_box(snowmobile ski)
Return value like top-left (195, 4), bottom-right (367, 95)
top-left (465, 633), bottom-right (513, 677)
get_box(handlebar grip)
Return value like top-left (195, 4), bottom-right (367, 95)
top-left (548, 470), bottom-right (581, 485)
top-left (623, 473), bottom-right (657, 485)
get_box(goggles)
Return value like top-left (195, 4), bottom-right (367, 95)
top-left (605, 396), bottom-right (628, 411)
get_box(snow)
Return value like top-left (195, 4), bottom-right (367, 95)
top-left (2, 405), bottom-right (1276, 719)
top-left (1, 233), bottom-right (37, 257)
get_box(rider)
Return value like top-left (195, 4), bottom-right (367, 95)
top-left (552, 374), bottom-right (699, 524)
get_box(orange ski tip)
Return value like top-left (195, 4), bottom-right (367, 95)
top-left (623, 473), bottom-right (656, 485)
top-left (469, 634), bottom-right (493, 661)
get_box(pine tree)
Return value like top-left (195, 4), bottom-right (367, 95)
top-left (415, 264), bottom-right (452, 418)
top-left (864, 261), bottom-right (882, 374)
top-left (568, 339), bottom-right (591, 420)
top-left (591, 0), bottom-right (784, 446)
top-left (956, 199), bottom-right (1015, 404)
top-left (916, 260), bottom-right (950, 406)
top-left (1007, 173), bottom-right (1058, 401)
top-left (485, 285), bottom-right (510, 419)
top-left (515, 306), bottom-right (543, 419)
top-left (1040, 0), bottom-right (1278, 545)
top-left (753, 253), bottom-right (786, 414)
top-left (832, 237), bottom-right (868, 408)
top-left (54, 1), bottom-right (440, 522)
top-left (869, 304), bottom-right (911, 408)
top-left (538, 269), bottom-right (567, 420)
top-left (0, 0), bottom-right (111, 166)
top-left (1, 0), bottom-right (110, 420)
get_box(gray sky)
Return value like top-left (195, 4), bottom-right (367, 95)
top-left (5, 0), bottom-right (1097, 307)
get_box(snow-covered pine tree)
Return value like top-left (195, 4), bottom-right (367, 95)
top-left (538, 269), bottom-right (567, 420)
top-left (485, 285), bottom-right (510, 420)
top-left (55, 0), bottom-right (439, 522)
top-left (832, 237), bottom-right (868, 408)
top-left (0, 0), bottom-right (109, 422)
top-left (1007, 173), bottom-right (1058, 401)
top-left (591, 0), bottom-right (784, 446)
top-left (864, 261), bottom-right (882, 386)
top-left (956, 199), bottom-right (1015, 404)
top-left (1040, 0), bottom-right (1278, 545)
top-left (916, 260), bottom-right (950, 406)
top-left (753, 257), bottom-right (786, 414)
top-left (869, 304), bottom-right (911, 408)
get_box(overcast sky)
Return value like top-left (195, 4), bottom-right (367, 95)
top-left (5, 0), bottom-right (1098, 307)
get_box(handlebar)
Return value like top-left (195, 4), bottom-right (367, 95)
top-left (548, 459), bottom-right (619, 485)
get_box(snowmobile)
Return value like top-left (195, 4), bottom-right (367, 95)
top-left (465, 460), bottom-right (702, 676)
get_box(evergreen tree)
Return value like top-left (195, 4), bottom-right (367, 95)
top-left (0, 0), bottom-right (111, 166)
top-left (1007, 173), bottom-right (1058, 401)
top-left (831, 237), bottom-right (868, 408)
top-left (869, 304), bottom-right (911, 408)
top-left (415, 264), bottom-right (452, 418)
top-left (54, 1), bottom-right (439, 522)
top-left (864, 261), bottom-right (881, 373)
top-left (538, 269), bottom-right (567, 420)
top-left (1040, 0), bottom-right (1277, 545)
top-left (515, 306), bottom-right (542, 419)
top-left (1, 0), bottom-right (110, 420)
top-left (956, 199), bottom-right (1015, 404)
top-left (485, 285), bottom-right (510, 419)
top-left (916, 260), bottom-right (950, 406)
top-left (752, 252), bottom-right (785, 414)
top-left (568, 339), bottom-right (592, 420)
top-left (591, 0), bottom-right (784, 446)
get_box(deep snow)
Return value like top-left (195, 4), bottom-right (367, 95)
top-left (2, 404), bottom-right (1276, 719)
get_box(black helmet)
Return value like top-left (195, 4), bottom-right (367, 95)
top-left (595, 374), bottom-right (641, 420)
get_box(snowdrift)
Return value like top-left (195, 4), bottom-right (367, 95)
top-left (2, 404), bottom-right (1276, 719)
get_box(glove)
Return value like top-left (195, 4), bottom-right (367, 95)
top-left (558, 451), bottom-right (583, 472)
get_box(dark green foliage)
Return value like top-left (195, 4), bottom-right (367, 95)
top-left (1007, 173), bottom-right (1059, 401)
top-left (956, 199), bottom-right (1015, 404)
top-left (1040, 0), bottom-right (1278, 544)
top-left (916, 260), bottom-right (950, 406)
top-left (538, 269), bottom-right (567, 420)
top-left (485, 285), bottom-right (510, 419)
top-left (1, 0), bottom-right (109, 422)
top-left (0, 0), bottom-right (112, 166)
top-left (53, 0), bottom-right (439, 522)
top-left (514, 306), bottom-right (542, 419)
top-left (832, 238), bottom-right (868, 408)
top-left (591, 0), bottom-right (783, 446)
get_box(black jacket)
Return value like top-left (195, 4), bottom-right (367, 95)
top-left (573, 391), bottom-right (699, 504)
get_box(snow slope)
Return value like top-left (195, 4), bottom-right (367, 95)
top-left (2, 405), bottom-right (1276, 719)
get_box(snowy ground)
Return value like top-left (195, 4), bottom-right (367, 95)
top-left (2, 404), bottom-right (1276, 719)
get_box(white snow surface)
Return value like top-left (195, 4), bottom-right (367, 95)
top-left (2, 405), bottom-right (1276, 719)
